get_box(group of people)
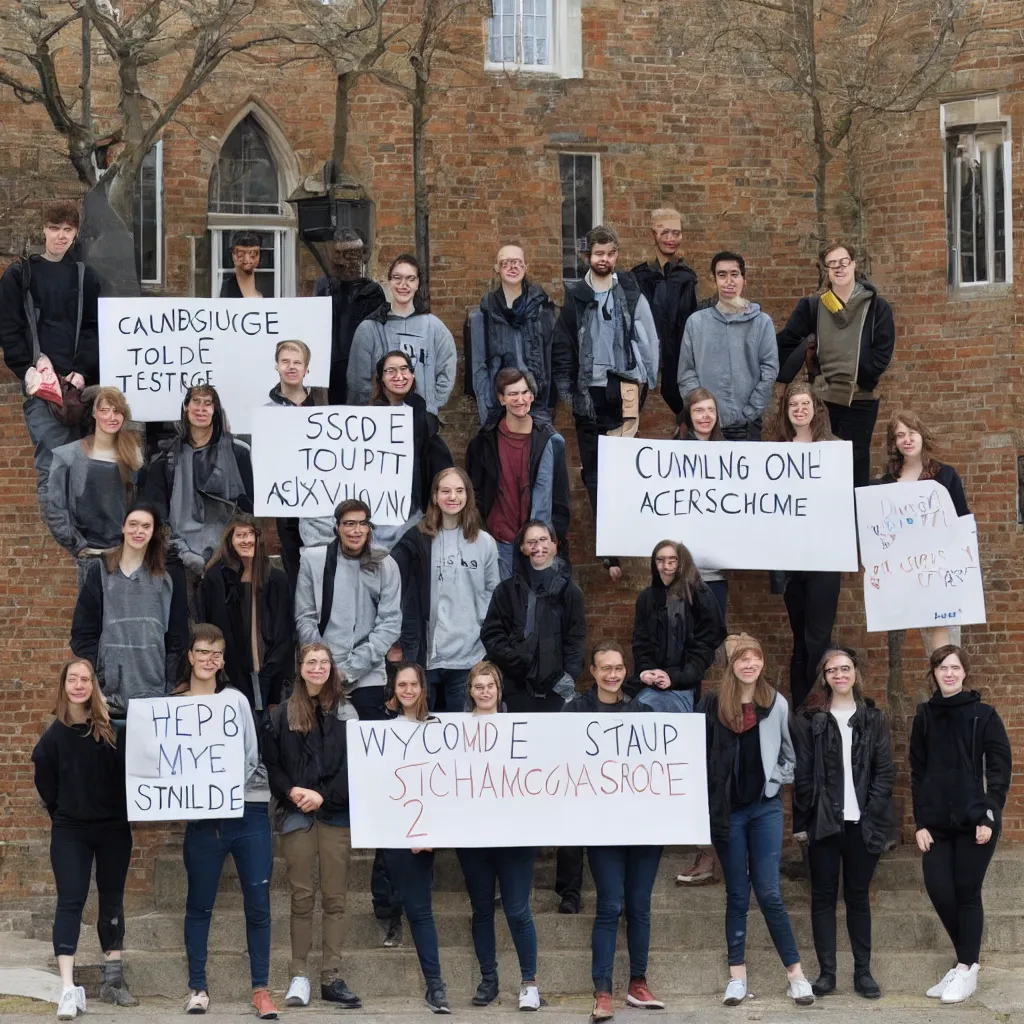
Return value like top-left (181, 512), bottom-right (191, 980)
top-left (2, 200), bottom-right (1010, 1018)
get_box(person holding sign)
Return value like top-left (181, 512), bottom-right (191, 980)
top-left (262, 643), bottom-right (361, 1010)
top-left (791, 648), bottom-right (893, 999)
top-left (32, 659), bottom-right (136, 1018)
top-left (698, 635), bottom-right (814, 1007)
top-left (70, 503), bottom-right (188, 712)
top-left (391, 468), bottom-right (500, 712)
top-left (347, 254), bottom-right (458, 416)
top-left (173, 625), bottom-right (278, 1019)
top-left (911, 645), bottom-right (1011, 1005)
top-left (774, 383), bottom-right (841, 712)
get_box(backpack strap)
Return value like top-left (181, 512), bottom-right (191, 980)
top-left (21, 258), bottom-right (41, 364)
top-left (73, 262), bottom-right (85, 359)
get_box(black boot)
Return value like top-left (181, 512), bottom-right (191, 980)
top-left (321, 978), bottom-right (362, 1008)
top-left (100, 959), bottom-right (138, 1007)
top-left (471, 973), bottom-right (500, 1006)
top-left (811, 951), bottom-right (836, 997)
top-left (854, 970), bottom-right (881, 999)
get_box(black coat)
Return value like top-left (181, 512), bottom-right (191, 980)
top-left (262, 702), bottom-right (350, 817)
top-left (878, 463), bottom-right (970, 518)
top-left (910, 689), bottom-right (1012, 833)
top-left (791, 700), bottom-right (893, 854)
top-left (314, 275), bottom-right (386, 403)
top-left (562, 688), bottom-right (651, 714)
top-left (388, 390), bottom-right (453, 514)
top-left (197, 562), bottom-right (294, 709)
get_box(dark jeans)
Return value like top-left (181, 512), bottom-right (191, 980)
top-left (922, 829), bottom-right (998, 965)
top-left (808, 821), bottom-right (880, 975)
top-left (371, 849), bottom-right (402, 923)
top-left (713, 795), bottom-right (801, 968)
top-left (24, 393), bottom-right (80, 508)
top-left (457, 847), bottom-right (538, 982)
top-left (276, 517), bottom-right (302, 599)
top-left (349, 685), bottom-right (386, 720)
top-left (721, 418), bottom-right (763, 441)
top-left (587, 845), bottom-right (663, 993)
top-left (384, 848), bottom-right (442, 984)
top-left (50, 821), bottom-right (132, 957)
top-left (183, 802), bottom-right (272, 991)
top-left (706, 579), bottom-right (728, 627)
top-left (783, 570), bottom-right (841, 710)
top-left (426, 668), bottom-right (470, 713)
top-left (825, 399), bottom-right (879, 488)
top-left (575, 387), bottom-right (624, 522)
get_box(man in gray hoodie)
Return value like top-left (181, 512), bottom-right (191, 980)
top-left (294, 498), bottom-right (402, 719)
top-left (677, 251), bottom-right (778, 440)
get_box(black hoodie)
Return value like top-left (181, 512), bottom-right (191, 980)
top-left (910, 689), bottom-right (1012, 833)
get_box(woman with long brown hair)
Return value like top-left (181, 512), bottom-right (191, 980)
top-left (391, 467), bottom-right (500, 711)
top-left (698, 635), bottom-right (812, 1007)
top-left (32, 659), bottom-right (136, 1017)
top-left (262, 644), bottom-right (361, 1010)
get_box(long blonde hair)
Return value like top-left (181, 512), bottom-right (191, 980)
top-left (54, 659), bottom-right (115, 746)
top-left (85, 387), bottom-right (144, 484)
top-left (716, 635), bottom-right (775, 732)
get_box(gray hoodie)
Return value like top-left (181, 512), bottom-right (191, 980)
top-left (46, 440), bottom-right (130, 554)
top-left (347, 309), bottom-right (457, 414)
top-left (677, 303), bottom-right (779, 428)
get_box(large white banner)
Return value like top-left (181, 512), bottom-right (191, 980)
top-left (347, 713), bottom-right (710, 848)
top-left (855, 481), bottom-right (986, 632)
top-left (596, 437), bottom-right (858, 570)
top-left (251, 405), bottom-right (414, 523)
top-left (124, 694), bottom-right (246, 821)
top-left (99, 297), bottom-right (331, 434)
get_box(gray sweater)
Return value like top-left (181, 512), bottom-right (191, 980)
top-left (46, 441), bottom-right (129, 554)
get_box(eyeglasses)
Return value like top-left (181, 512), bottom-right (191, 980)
top-left (382, 367), bottom-right (411, 378)
top-left (498, 258), bottom-right (525, 269)
top-left (824, 665), bottom-right (855, 676)
top-left (340, 519), bottom-right (370, 529)
top-left (193, 648), bottom-right (224, 661)
top-left (824, 257), bottom-right (853, 270)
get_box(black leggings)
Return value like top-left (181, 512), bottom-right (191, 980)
top-left (783, 571), bottom-right (840, 710)
top-left (50, 822), bottom-right (133, 957)
top-left (922, 829), bottom-right (997, 966)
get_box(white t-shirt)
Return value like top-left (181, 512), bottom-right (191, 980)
top-left (831, 706), bottom-right (861, 822)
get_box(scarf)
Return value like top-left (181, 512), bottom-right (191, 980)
top-left (813, 282), bottom-right (874, 407)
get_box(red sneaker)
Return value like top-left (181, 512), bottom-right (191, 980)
top-left (591, 992), bottom-right (614, 1021)
top-left (251, 988), bottom-right (279, 1020)
top-left (627, 979), bottom-right (665, 1009)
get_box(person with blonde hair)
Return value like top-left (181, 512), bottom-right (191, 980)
top-left (32, 659), bottom-right (135, 1017)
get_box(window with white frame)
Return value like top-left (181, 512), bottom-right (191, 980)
top-left (210, 228), bottom-right (295, 299)
top-left (942, 97), bottom-right (1013, 288)
top-left (559, 153), bottom-right (601, 281)
top-left (486, 0), bottom-right (582, 78)
top-left (134, 141), bottom-right (163, 284)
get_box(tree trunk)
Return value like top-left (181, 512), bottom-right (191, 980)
top-left (412, 77), bottom-right (430, 302)
top-left (799, 0), bottom-right (829, 249)
top-left (332, 71), bottom-right (355, 170)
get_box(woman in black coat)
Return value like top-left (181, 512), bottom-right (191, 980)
top-left (791, 647), bottom-right (893, 1000)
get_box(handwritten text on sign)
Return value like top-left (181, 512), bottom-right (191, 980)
top-left (346, 713), bottom-right (710, 848)
top-left (595, 437), bottom-right (858, 570)
top-left (99, 297), bottom-right (331, 434)
top-left (124, 694), bottom-right (245, 821)
top-left (855, 481), bottom-right (986, 632)
top-left (252, 405), bottom-right (414, 523)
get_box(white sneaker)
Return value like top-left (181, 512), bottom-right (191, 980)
top-left (285, 976), bottom-right (311, 1007)
top-left (927, 967), bottom-right (959, 998)
top-left (185, 989), bottom-right (210, 1014)
top-left (56, 988), bottom-right (78, 1020)
top-left (941, 965), bottom-right (979, 1004)
top-left (73, 986), bottom-right (87, 1013)
top-left (788, 977), bottom-right (815, 1006)
top-left (519, 985), bottom-right (541, 1011)
top-left (722, 977), bottom-right (747, 1006)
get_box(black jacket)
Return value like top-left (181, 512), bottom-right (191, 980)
top-left (878, 463), bottom-right (969, 518)
top-left (398, 390), bottom-right (453, 515)
top-left (562, 688), bottom-right (651, 713)
top-left (314, 275), bottom-right (386, 403)
top-left (389, 527), bottom-right (433, 665)
top-left (220, 274), bottom-right (260, 298)
top-left (791, 700), bottom-right (893, 853)
top-left (629, 561), bottom-right (725, 699)
top-left (262, 702), bottom-right (350, 817)
top-left (0, 254), bottom-right (101, 382)
top-left (197, 562), bottom-right (294, 709)
top-left (480, 541), bottom-right (586, 698)
top-left (910, 689), bottom-right (1012, 833)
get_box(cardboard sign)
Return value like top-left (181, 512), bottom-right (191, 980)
top-left (124, 694), bottom-right (246, 821)
top-left (347, 712), bottom-right (710, 848)
top-left (251, 405), bottom-right (414, 523)
top-left (596, 437), bottom-right (858, 570)
top-left (855, 481), bottom-right (986, 632)
top-left (99, 297), bottom-right (331, 433)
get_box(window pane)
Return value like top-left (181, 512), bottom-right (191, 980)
top-left (218, 230), bottom-right (277, 297)
top-left (209, 115), bottom-right (280, 215)
top-left (488, 0), bottom-right (516, 62)
top-left (993, 143), bottom-right (1006, 282)
top-left (134, 145), bottom-right (160, 282)
top-left (974, 151), bottom-right (987, 282)
top-left (958, 153), bottom-right (977, 283)
top-left (945, 136), bottom-right (958, 286)
top-left (560, 154), bottom-right (595, 280)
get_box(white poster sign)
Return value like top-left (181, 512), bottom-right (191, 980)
top-left (855, 481), bottom-right (986, 632)
top-left (99, 297), bottom-right (331, 434)
top-left (251, 405), bottom-right (414, 522)
top-left (124, 694), bottom-right (246, 821)
top-left (347, 713), bottom-right (709, 848)
top-left (596, 437), bottom-right (858, 570)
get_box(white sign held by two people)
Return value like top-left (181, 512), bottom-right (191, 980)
top-left (99, 297), bottom-right (331, 434)
top-left (855, 481), bottom-right (986, 632)
top-left (124, 694), bottom-right (246, 821)
top-left (346, 713), bottom-right (710, 848)
top-left (596, 437), bottom-right (858, 570)
top-left (252, 405), bottom-right (414, 523)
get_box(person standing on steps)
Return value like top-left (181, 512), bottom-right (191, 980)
top-left (912, 645), bottom-right (1011, 1006)
top-left (219, 232), bottom-right (263, 298)
top-left (32, 659), bottom-right (136, 1019)
top-left (791, 647), bottom-right (893, 1000)
top-left (262, 643), bottom-right (362, 1011)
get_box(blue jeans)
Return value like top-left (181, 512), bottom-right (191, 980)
top-left (636, 688), bottom-right (694, 713)
top-left (706, 579), bottom-right (728, 626)
top-left (384, 848), bottom-right (442, 984)
top-left (456, 847), bottom-right (537, 982)
top-left (24, 393), bottom-right (79, 508)
top-left (586, 845), bottom-right (663, 993)
top-left (426, 668), bottom-right (470, 713)
top-left (183, 802), bottom-right (272, 991)
top-left (712, 795), bottom-right (800, 967)
top-left (496, 541), bottom-right (515, 581)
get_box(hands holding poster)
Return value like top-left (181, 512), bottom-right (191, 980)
top-left (855, 481), bottom-right (986, 632)
top-left (346, 713), bottom-right (710, 848)
top-left (596, 437), bottom-right (858, 570)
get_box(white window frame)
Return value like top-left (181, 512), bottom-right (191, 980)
top-left (559, 152), bottom-right (603, 283)
top-left (485, 0), bottom-right (582, 79)
top-left (209, 221), bottom-right (296, 298)
top-left (135, 139), bottom-right (163, 285)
